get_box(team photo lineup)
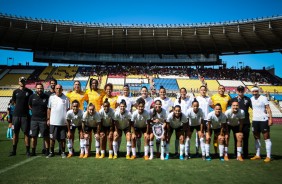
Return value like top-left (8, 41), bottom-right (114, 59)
top-left (6, 76), bottom-right (273, 163)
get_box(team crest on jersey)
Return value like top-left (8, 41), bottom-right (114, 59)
top-left (43, 99), bottom-right (46, 103)
top-left (152, 123), bottom-right (164, 139)
top-left (244, 99), bottom-right (248, 105)
top-left (26, 92), bottom-right (29, 96)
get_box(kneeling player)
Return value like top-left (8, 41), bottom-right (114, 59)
top-left (81, 103), bottom-right (101, 158)
top-left (206, 103), bottom-right (228, 161)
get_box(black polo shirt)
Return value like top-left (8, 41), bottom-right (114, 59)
top-left (28, 93), bottom-right (49, 121)
top-left (45, 90), bottom-right (55, 97)
top-left (232, 95), bottom-right (252, 124)
top-left (12, 88), bottom-right (33, 117)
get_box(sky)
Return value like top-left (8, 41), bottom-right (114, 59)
top-left (0, 0), bottom-right (282, 76)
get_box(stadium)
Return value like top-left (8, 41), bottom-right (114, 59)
top-left (1, 8), bottom-right (282, 184)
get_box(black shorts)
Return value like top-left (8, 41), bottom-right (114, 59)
top-left (228, 125), bottom-right (240, 134)
top-left (84, 126), bottom-right (98, 134)
top-left (12, 116), bottom-right (30, 134)
top-left (100, 126), bottom-right (113, 133)
top-left (252, 121), bottom-right (270, 133)
top-left (70, 125), bottom-right (82, 134)
top-left (118, 127), bottom-right (130, 135)
top-left (211, 128), bottom-right (221, 135)
top-left (50, 125), bottom-right (67, 140)
top-left (8, 114), bottom-right (13, 123)
top-left (30, 120), bottom-right (48, 138)
top-left (134, 127), bottom-right (147, 134)
top-left (190, 125), bottom-right (201, 133)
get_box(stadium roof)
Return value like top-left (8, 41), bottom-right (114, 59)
top-left (0, 13), bottom-right (282, 55)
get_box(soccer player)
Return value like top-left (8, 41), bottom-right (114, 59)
top-left (196, 85), bottom-right (213, 156)
top-left (231, 85), bottom-right (252, 158)
top-left (81, 103), bottom-right (101, 158)
top-left (225, 100), bottom-right (245, 161)
top-left (117, 84), bottom-right (135, 112)
top-left (186, 99), bottom-right (205, 160)
top-left (166, 105), bottom-right (188, 160)
top-left (150, 99), bottom-right (167, 160)
top-left (66, 81), bottom-right (86, 111)
top-left (28, 83), bottom-right (49, 156)
top-left (45, 79), bottom-right (57, 97)
top-left (102, 83), bottom-right (118, 109)
top-left (66, 100), bottom-right (83, 158)
top-left (206, 104), bottom-right (228, 161)
top-left (84, 78), bottom-right (105, 111)
top-left (46, 84), bottom-right (70, 158)
top-left (6, 99), bottom-right (15, 139)
top-left (131, 98), bottom-right (151, 160)
top-left (99, 98), bottom-right (115, 159)
top-left (113, 100), bottom-right (132, 159)
top-left (211, 85), bottom-right (231, 155)
top-left (9, 76), bottom-right (33, 157)
top-left (174, 87), bottom-right (194, 116)
top-left (250, 86), bottom-right (273, 162)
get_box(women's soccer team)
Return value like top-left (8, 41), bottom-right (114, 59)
top-left (9, 77), bottom-right (273, 162)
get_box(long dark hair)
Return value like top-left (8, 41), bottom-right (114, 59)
top-left (152, 99), bottom-right (162, 118)
top-left (178, 87), bottom-right (187, 104)
top-left (173, 105), bottom-right (182, 120)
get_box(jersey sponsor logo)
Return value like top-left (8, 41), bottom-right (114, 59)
top-left (152, 123), bottom-right (164, 139)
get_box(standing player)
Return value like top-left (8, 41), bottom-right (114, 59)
top-left (117, 84), bottom-right (135, 112)
top-left (9, 77), bottom-right (33, 157)
top-left (46, 84), bottom-right (70, 158)
top-left (174, 87), bottom-right (194, 116)
top-left (186, 100), bottom-right (205, 160)
top-left (250, 86), bottom-right (272, 162)
top-left (231, 85), bottom-right (252, 158)
top-left (66, 100), bottom-right (83, 158)
top-left (166, 105), bottom-right (188, 160)
top-left (102, 83), bottom-right (118, 109)
top-left (28, 83), bottom-right (49, 156)
top-left (225, 100), bottom-right (245, 161)
top-left (131, 98), bottom-right (151, 160)
top-left (66, 81), bottom-right (86, 111)
top-left (7, 99), bottom-right (15, 139)
top-left (211, 85), bottom-right (231, 155)
top-left (84, 78), bottom-right (105, 112)
top-left (99, 98), bottom-right (115, 159)
top-left (150, 100), bottom-right (167, 160)
top-left (81, 103), bottom-right (101, 158)
top-left (112, 100), bottom-right (132, 159)
top-left (206, 104), bottom-right (228, 161)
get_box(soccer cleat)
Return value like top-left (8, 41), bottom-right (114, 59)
top-left (126, 155), bottom-right (131, 159)
top-left (149, 156), bottom-right (154, 160)
top-left (130, 155), bottom-right (136, 160)
top-left (26, 152), bottom-right (31, 158)
top-left (250, 155), bottom-right (261, 160)
top-left (99, 154), bottom-right (105, 159)
top-left (160, 156), bottom-right (165, 160)
top-left (165, 154), bottom-right (169, 160)
top-left (9, 151), bottom-right (16, 157)
top-left (237, 156), bottom-right (244, 161)
top-left (224, 155), bottom-right (229, 161)
top-left (144, 156), bottom-right (149, 160)
top-left (173, 152), bottom-right (180, 158)
top-left (108, 154), bottom-right (113, 159)
top-left (219, 157), bottom-right (225, 161)
top-left (206, 156), bottom-right (212, 161)
top-left (83, 154), bottom-right (89, 158)
top-left (202, 156), bottom-right (206, 160)
top-left (46, 153), bottom-right (55, 158)
top-left (156, 152), bottom-right (161, 158)
top-left (79, 154), bottom-right (84, 158)
top-left (67, 154), bottom-right (73, 158)
top-left (61, 153), bottom-right (66, 158)
top-left (113, 155), bottom-right (118, 159)
top-left (264, 157), bottom-right (271, 163)
top-left (185, 155), bottom-right (191, 160)
top-left (95, 153), bottom-right (100, 158)
top-left (30, 152), bottom-right (36, 157)
top-left (179, 155), bottom-right (184, 160)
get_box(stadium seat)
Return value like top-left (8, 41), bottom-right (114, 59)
top-left (0, 74), bottom-right (30, 86)
top-left (38, 66), bottom-right (53, 80)
top-left (177, 79), bottom-right (202, 92)
top-left (217, 80), bottom-right (245, 87)
top-left (0, 97), bottom-right (11, 112)
top-left (205, 80), bottom-right (219, 91)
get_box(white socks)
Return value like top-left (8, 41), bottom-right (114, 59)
top-left (237, 147), bottom-right (242, 157)
top-left (101, 150), bottom-right (105, 155)
top-left (144, 146), bottom-right (149, 156)
top-left (265, 139), bottom-right (272, 158)
top-left (219, 144), bottom-right (224, 157)
top-left (113, 141), bottom-right (118, 155)
top-left (67, 139), bottom-right (73, 155)
top-left (205, 144), bottom-right (210, 157)
top-left (149, 141), bottom-right (154, 158)
top-left (185, 138), bottom-right (190, 156)
top-left (166, 143), bottom-right (170, 155)
top-left (180, 144), bottom-right (184, 156)
top-left (224, 147), bottom-right (228, 156)
top-left (126, 141), bottom-right (131, 155)
top-left (109, 150), bottom-right (113, 156)
top-left (161, 140), bottom-right (166, 157)
top-left (85, 139), bottom-right (89, 154)
top-left (255, 139), bottom-right (261, 157)
top-left (200, 138), bottom-right (205, 157)
top-left (95, 139), bottom-right (100, 154)
top-left (80, 139), bottom-right (85, 154)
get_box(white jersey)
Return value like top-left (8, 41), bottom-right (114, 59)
top-left (99, 108), bottom-right (115, 127)
top-left (82, 111), bottom-right (101, 127)
top-left (66, 109), bottom-right (83, 127)
top-left (225, 109), bottom-right (245, 127)
top-left (154, 97), bottom-right (173, 114)
top-left (173, 96), bottom-right (194, 116)
top-left (207, 111), bottom-right (227, 129)
top-left (48, 94), bottom-right (70, 126)
top-left (166, 112), bottom-right (188, 129)
top-left (117, 95), bottom-right (135, 112)
top-left (150, 108), bottom-right (167, 125)
top-left (187, 108), bottom-right (204, 126)
top-left (131, 110), bottom-right (150, 128)
top-left (251, 95), bottom-right (269, 121)
top-left (136, 96), bottom-right (153, 112)
top-left (114, 110), bottom-right (132, 130)
top-left (196, 96), bottom-right (213, 120)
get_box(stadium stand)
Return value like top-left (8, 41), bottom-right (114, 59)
top-left (205, 80), bottom-right (219, 91)
top-left (38, 66), bottom-right (53, 80)
top-left (52, 66), bottom-right (78, 80)
top-left (177, 79), bottom-right (202, 92)
top-left (0, 69), bottom-right (10, 80)
top-left (269, 101), bottom-right (282, 118)
top-left (0, 90), bottom-right (13, 97)
top-left (260, 86), bottom-right (282, 93)
top-left (153, 78), bottom-right (179, 91)
top-left (0, 74), bottom-right (30, 86)
top-left (9, 69), bottom-right (35, 74)
top-left (57, 80), bottom-right (88, 90)
top-left (100, 75), bottom-right (108, 89)
top-left (0, 97), bottom-right (11, 112)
